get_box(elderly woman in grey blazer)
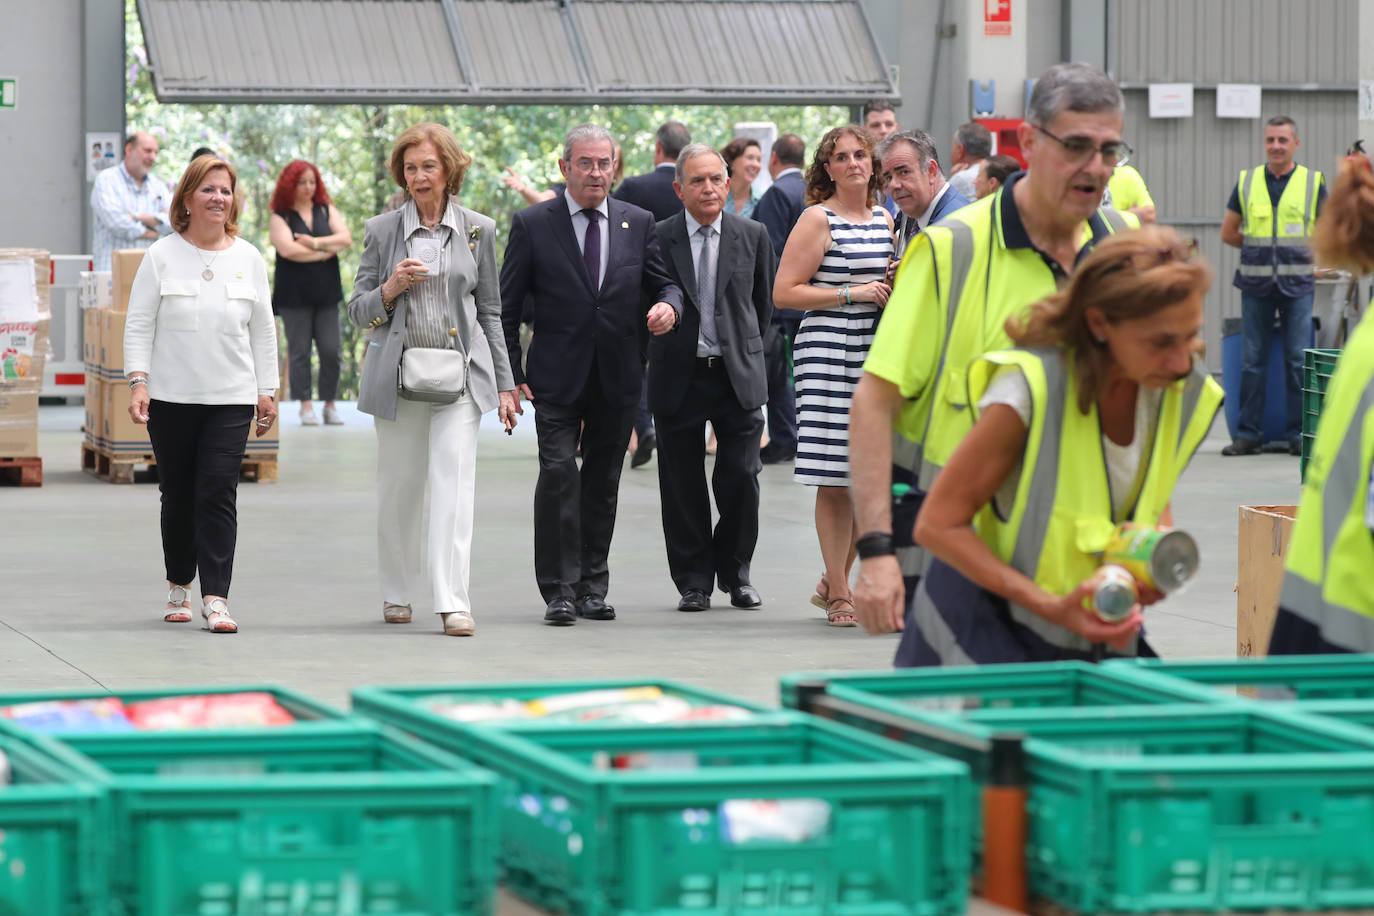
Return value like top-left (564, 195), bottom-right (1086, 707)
top-left (349, 123), bottom-right (520, 637)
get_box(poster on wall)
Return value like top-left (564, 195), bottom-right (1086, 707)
top-left (1361, 81), bottom-right (1374, 123)
top-left (1148, 83), bottom-right (1194, 119)
top-left (1216, 84), bottom-right (1262, 119)
top-left (86, 132), bottom-right (120, 182)
top-left (984, 0), bottom-right (1011, 37)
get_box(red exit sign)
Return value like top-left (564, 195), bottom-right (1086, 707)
top-left (985, 0), bottom-right (1012, 37)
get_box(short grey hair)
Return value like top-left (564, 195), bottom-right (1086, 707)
top-left (954, 122), bottom-right (992, 159)
top-left (675, 143), bottom-right (728, 184)
top-left (562, 123), bottom-right (615, 162)
top-left (1026, 62), bottom-right (1124, 127)
top-left (876, 130), bottom-right (942, 176)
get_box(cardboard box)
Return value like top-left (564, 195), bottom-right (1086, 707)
top-left (0, 250), bottom-right (51, 395)
top-left (83, 307), bottom-right (103, 365)
top-left (1237, 505), bottom-right (1298, 658)
top-left (111, 250), bottom-right (145, 312)
top-left (79, 270), bottom-right (111, 310)
top-left (83, 373), bottom-right (102, 442)
top-left (99, 309), bottom-right (128, 379)
top-left (0, 390), bottom-right (39, 457)
top-left (98, 378), bottom-right (151, 453)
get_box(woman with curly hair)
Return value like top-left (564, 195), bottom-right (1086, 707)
top-left (773, 125), bottom-right (894, 625)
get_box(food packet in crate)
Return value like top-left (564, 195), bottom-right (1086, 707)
top-left (126, 692), bottom-right (296, 730)
top-left (426, 695), bottom-right (532, 723)
top-left (718, 798), bottom-right (832, 844)
top-left (526, 686), bottom-right (664, 719)
top-left (2, 697), bottom-right (134, 733)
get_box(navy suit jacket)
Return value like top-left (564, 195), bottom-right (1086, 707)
top-left (649, 212), bottom-right (776, 415)
top-left (500, 194), bottom-right (683, 409)
top-left (613, 165), bottom-right (683, 222)
top-left (929, 183), bottom-right (972, 224)
top-left (753, 169), bottom-right (806, 269)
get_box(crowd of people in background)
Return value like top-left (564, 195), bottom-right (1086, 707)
top-left (102, 58), bottom-right (1372, 667)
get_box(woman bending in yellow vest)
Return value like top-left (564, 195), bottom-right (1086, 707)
top-left (896, 225), bottom-right (1222, 666)
top-left (1269, 155), bottom-right (1374, 654)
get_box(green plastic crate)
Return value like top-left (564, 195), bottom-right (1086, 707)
top-left (354, 696), bottom-right (970, 916)
top-left (1302, 348), bottom-right (1341, 480)
top-left (0, 718), bottom-right (111, 916)
top-left (823, 687), bottom-right (1374, 914)
top-left (59, 721), bottom-right (498, 916)
top-left (353, 678), bottom-right (769, 733)
top-left (1108, 654), bottom-right (1374, 703)
top-left (779, 662), bottom-right (1202, 718)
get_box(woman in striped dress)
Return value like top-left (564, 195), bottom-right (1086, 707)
top-left (774, 125), bottom-right (894, 625)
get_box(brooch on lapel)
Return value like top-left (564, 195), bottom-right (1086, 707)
top-left (620, 221), bottom-right (629, 229)
top-left (468, 225), bottom-right (482, 251)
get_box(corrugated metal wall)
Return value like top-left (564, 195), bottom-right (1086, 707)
top-left (1109, 0), bottom-right (1357, 371)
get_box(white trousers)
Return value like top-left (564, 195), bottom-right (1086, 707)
top-left (374, 394), bottom-right (482, 615)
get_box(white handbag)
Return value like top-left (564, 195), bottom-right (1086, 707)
top-left (398, 344), bottom-right (469, 403)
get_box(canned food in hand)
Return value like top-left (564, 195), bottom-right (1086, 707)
top-left (1088, 564), bottom-right (1138, 622)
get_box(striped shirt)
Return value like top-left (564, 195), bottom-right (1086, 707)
top-left (90, 163), bottom-right (172, 271)
top-left (401, 198), bottom-right (461, 349)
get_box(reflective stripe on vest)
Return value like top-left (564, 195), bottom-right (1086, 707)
top-left (1279, 312), bottom-right (1374, 650)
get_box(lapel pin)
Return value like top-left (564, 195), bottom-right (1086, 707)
top-left (621, 221), bottom-right (629, 229)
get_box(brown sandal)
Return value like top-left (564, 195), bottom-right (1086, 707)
top-left (825, 596), bottom-right (858, 627)
top-left (810, 574), bottom-right (830, 610)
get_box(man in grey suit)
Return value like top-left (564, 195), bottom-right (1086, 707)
top-left (649, 144), bottom-right (775, 612)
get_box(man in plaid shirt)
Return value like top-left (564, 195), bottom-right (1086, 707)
top-left (90, 131), bottom-right (172, 270)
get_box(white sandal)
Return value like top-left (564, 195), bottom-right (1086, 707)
top-left (164, 584), bottom-right (192, 623)
top-left (383, 602), bottom-right (413, 624)
top-left (441, 610), bottom-right (475, 637)
top-left (201, 597), bottom-right (238, 634)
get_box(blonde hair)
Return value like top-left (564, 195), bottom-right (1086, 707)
top-left (171, 156), bottom-right (240, 236)
top-left (389, 123), bottom-right (472, 197)
top-left (1008, 225), bottom-right (1212, 412)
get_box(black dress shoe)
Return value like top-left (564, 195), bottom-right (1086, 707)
top-left (574, 594), bottom-right (616, 620)
top-left (759, 442), bottom-right (796, 465)
top-left (1221, 437), bottom-right (1262, 456)
top-left (678, 589), bottom-right (711, 612)
top-left (544, 597), bottom-right (576, 626)
top-left (631, 431), bottom-right (656, 469)
top-left (729, 585), bottom-right (763, 608)
top-left (1289, 438), bottom-right (1302, 456)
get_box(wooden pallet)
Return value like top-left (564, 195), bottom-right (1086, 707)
top-left (0, 455), bottom-right (42, 486)
top-left (81, 441), bottom-right (278, 484)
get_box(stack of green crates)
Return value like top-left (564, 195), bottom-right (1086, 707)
top-left (0, 685), bottom-right (499, 916)
top-left (1302, 347), bottom-right (1341, 480)
top-left (782, 664), bottom-right (1374, 913)
top-left (353, 680), bottom-right (972, 916)
top-left (0, 718), bottom-right (110, 915)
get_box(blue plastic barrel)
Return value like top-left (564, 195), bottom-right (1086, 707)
top-left (1220, 316), bottom-right (1312, 444)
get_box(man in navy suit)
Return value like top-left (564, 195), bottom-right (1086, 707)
top-left (615, 121), bottom-right (691, 468)
top-left (877, 130), bottom-right (971, 278)
top-left (500, 124), bottom-right (683, 626)
top-left (650, 144), bottom-right (775, 612)
top-left (615, 121), bottom-right (690, 221)
top-left (752, 133), bottom-right (806, 465)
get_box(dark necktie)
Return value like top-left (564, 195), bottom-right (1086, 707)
top-left (582, 208), bottom-right (601, 289)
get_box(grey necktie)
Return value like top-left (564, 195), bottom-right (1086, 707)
top-left (696, 224), bottom-right (717, 354)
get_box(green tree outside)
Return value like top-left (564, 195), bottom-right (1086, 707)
top-left (124, 2), bottom-right (844, 399)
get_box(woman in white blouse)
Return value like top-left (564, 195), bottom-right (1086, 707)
top-left (125, 155), bottom-right (279, 634)
top-left (348, 123), bottom-right (519, 637)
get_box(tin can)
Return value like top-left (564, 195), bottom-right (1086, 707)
top-left (1089, 564), bottom-right (1138, 622)
top-left (1103, 526), bottom-right (1200, 592)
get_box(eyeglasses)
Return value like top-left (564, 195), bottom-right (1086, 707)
top-left (1031, 124), bottom-right (1133, 168)
top-left (571, 158), bottom-right (614, 175)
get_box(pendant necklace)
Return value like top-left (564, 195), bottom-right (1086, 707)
top-left (193, 240), bottom-right (222, 281)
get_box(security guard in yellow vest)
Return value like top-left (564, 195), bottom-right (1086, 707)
top-left (851, 62), bottom-right (1137, 638)
top-left (1269, 157), bottom-right (1374, 654)
top-left (900, 226), bottom-right (1220, 665)
top-left (1220, 115), bottom-right (1325, 457)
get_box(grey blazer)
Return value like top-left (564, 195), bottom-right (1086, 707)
top-left (348, 203), bottom-right (514, 420)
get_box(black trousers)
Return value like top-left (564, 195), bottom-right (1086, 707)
top-left (280, 304), bottom-right (341, 401)
top-left (532, 366), bottom-right (636, 603)
top-left (146, 401), bottom-right (254, 596)
top-left (654, 361), bottom-right (764, 594)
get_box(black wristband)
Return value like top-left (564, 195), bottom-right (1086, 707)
top-left (855, 531), bottom-right (895, 559)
